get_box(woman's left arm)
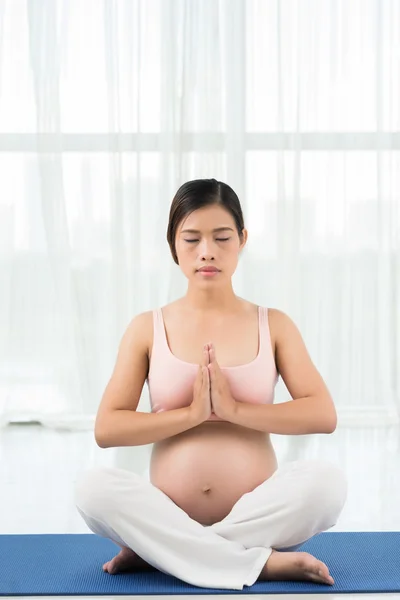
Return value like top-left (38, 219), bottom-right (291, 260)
top-left (228, 309), bottom-right (338, 435)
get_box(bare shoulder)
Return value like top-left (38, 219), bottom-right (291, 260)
top-left (95, 310), bottom-right (155, 430)
top-left (267, 308), bottom-right (302, 361)
top-left (267, 307), bottom-right (332, 401)
top-left (125, 310), bottom-right (154, 357)
top-left (267, 307), bottom-right (297, 335)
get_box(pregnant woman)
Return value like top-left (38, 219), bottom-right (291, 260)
top-left (75, 178), bottom-right (347, 590)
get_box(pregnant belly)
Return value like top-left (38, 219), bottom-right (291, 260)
top-left (149, 422), bottom-right (278, 526)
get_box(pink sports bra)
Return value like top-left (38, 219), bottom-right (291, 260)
top-left (146, 306), bottom-right (279, 421)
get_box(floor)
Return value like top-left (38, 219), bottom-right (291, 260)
top-left (2, 422), bottom-right (400, 599)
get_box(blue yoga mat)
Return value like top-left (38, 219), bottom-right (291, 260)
top-left (1, 531), bottom-right (399, 595)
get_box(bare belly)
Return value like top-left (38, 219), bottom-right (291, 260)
top-left (149, 421), bottom-right (278, 526)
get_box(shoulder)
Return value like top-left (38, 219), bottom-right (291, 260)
top-left (126, 303), bottom-right (182, 353)
top-left (125, 310), bottom-right (154, 357)
top-left (267, 307), bottom-right (297, 331)
top-left (127, 310), bottom-right (154, 331)
top-left (266, 308), bottom-right (304, 350)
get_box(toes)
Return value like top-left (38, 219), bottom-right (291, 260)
top-left (315, 568), bottom-right (334, 585)
top-left (306, 572), bottom-right (324, 584)
top-left (305, 570), bottom-right (333, 585)
top-left (103, 561), bottom-right (116, 575)
top-left (320, 570), bottom-right (334, 585)
top-left (305, 561), bottom-right (334, 586)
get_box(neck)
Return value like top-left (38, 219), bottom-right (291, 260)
top-left (183, 281), bottom-right (241, 313)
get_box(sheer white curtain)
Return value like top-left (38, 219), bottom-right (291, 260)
top-left (0, 0), bottom-right (399, 438)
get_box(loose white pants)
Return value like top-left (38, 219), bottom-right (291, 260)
top-left (74, 459), bottom-right (347, 590)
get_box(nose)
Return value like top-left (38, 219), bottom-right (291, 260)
top-left (199, 239), bottom-right (215, 261)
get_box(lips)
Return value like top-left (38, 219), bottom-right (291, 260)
top-left (198, 267), bottom-right (220, 272)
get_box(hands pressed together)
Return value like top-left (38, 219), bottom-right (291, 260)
top-left (191, 342), bottom-right (238, 423)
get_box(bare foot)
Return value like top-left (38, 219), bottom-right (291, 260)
top-left (103, 546), bottom-right (156, 574)
top-left (258, 550), bottom-right (334, 585)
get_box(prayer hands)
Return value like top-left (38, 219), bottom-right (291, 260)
top-left (205, 342), bottom-right (238, 420)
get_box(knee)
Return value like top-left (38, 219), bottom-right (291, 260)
top-left (298, 460), bottom-right (348, 524)
top-left (74, 467), bottom-right (124, 518)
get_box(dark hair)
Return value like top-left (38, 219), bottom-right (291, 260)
top-left (167, 178), bottom-right (245, 264)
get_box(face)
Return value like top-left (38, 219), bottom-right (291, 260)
top-left (175, 204), bottom-right (247, 283)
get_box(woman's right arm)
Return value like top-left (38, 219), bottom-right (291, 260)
top-left (94, 312), bottom-right (201, 448)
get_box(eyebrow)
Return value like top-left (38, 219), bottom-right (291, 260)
top-left (180, 227), bottom-right (234, 234)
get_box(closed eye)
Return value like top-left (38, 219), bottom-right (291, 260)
top-left (184, 238), bottom-right (230, 243)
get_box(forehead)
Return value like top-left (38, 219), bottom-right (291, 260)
top-left (179, 205), bottom-right (234, 231)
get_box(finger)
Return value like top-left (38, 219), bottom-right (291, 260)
top-left (202, 345), bottom-right (209, 367)
top-left (202, 366), bottom-right (210, 387)
top-left (209, 344), bottom-right (218, 365)
top-left (208, 350), bottom-right (218, 375)
top-left (205, 343), bottom-right (211, 365)
top-left (208, 362), bottom-right (215, 381)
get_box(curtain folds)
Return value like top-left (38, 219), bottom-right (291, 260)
top-left (0, 0), bottom-right (399, 437)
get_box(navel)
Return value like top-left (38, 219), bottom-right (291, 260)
top-left (201, 485), bottom-right (212, 493)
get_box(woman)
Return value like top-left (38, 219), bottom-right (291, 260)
top-left (75, 178), bottom-right (347, 590)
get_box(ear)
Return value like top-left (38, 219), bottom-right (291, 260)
top-left (239, 228), bottom-right (248, 251)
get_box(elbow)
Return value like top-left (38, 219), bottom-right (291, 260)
top-left (94, 417), bottom-right (110, 448)
top-left (324, 422), bottom-right (336, 434)
top-left (324, 411), bottom-right (338, 434)
top-left (94, 405), bottom-right (117, 448)
top-left (317, 397), bottom-right (337, 434)
top-left (94, 429), bottom-right (109, 448)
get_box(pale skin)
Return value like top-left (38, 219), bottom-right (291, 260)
top-left (102, 203), bottom-right (335, 585)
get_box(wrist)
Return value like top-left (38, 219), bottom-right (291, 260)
top-left (186, 406), bottom-right (203, 427)
top-left (230, 400), bottom-right (239, 419)
top-left (222, 396), bottom-right (238, 421)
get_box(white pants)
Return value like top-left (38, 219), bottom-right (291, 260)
top-left (74, 459), bottom-right (347, 590)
